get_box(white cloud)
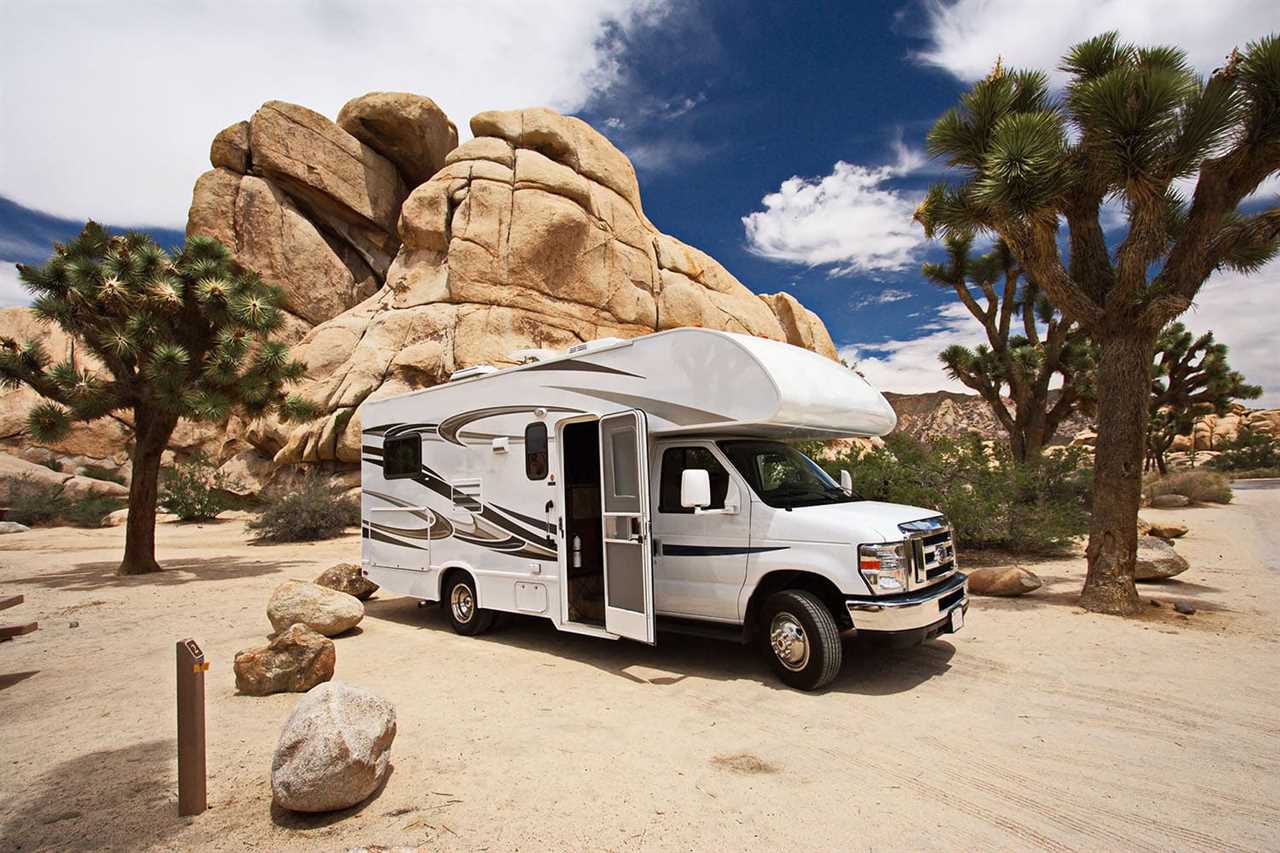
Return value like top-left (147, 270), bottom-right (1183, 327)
top-left (1182, 257), bottom-right (1280, 407)
top-left (0, 0), bottom-right (671, 226)
top-left (623, 139), bottom-right (712, 174)
top-left (838, 302), bottom-right (984, 394)
top-left (915, 0), bottom-right (1276, 85)
top-left (0, 261), bottom-right (30, 308)
top-left (742, 160), bottom-right (926, 275)
top-left (851, 288), bottom-right (913, 310)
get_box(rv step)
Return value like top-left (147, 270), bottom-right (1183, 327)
top-left (655, 616), bottom-right (748, 645)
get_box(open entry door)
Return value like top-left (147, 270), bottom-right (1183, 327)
top-left (599, 410), bottom-right (655, 644)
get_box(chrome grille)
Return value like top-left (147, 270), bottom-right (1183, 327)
top-left (898, 517), bottom-right (957, 591)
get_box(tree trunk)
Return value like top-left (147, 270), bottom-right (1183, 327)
top-left (1080, 330), bottom-right (1153, 615)
top-left (119, 409), bottom-right (179, 575)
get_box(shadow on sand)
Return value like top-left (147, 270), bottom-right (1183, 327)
top-left (364, 596), bottom-right (956, 696)
top-left (6, 556), bottom-right (305, 593)
top-left (0, 738), bottom-right (181, 852)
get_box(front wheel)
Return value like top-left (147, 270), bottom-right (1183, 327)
top-left (759, 590), bottom-right (843, 690)
top-left (443, 572), bottom-right (495, 636)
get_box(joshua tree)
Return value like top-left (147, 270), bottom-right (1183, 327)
top-left (915, 33), bottom-right (1280, 614)
top-left (924, 233), bottom-right (1096, 462)
top-left (0, 223), bottom-right (315, 574)
top-left (1147, 322), bottom-right (1260, 473)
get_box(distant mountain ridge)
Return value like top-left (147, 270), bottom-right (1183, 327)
top-left (883, 390), bottom-right (1093, 445)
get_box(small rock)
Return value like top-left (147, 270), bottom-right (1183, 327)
top-left (965, 566), bottom-right (1042, 597)
top-left (315, 563), bottom-right (379, 601)
top-left (1137, 517), bottom-right (1152, 535)
top-left (267, 580), bottom-right (364, 637)
top-left (1149, 493), bottom-right (1191, 509)
top-left (1173, 601), bottom-right (1196, 615)
top-left (1147, 521), bottom-right (1188, 540)
top-left (0, 521), bottom-right (31, 535)
top-left (1135, 536), bottom-right (1190, 581)
top-left (68, 620), bottom-right (79, 628)
top-left (1149, 599), bottom-right (1161, 608)
top-left (235, 624), bottom-right (336, 696)
top-left (271, 681), bottom-right (396, 813)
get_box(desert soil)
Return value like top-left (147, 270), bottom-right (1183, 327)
top-left (2, 487), bottom-right (1279, 852)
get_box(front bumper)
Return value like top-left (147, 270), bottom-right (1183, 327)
top-left (846, 572), bottom-right (968, 634)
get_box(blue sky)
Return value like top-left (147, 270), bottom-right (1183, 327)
top-left (2, 0), bottom-right (1276, 402)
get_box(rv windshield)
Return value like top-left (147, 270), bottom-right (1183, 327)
top-left (718, 440), bottom-right (858, 508)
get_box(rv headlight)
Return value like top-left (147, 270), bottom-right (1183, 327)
top-left (859, 542), bottom-right (910, 594)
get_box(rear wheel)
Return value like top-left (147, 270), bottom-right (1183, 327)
top-left (443, 572), bottom-right (495, 636)
top-left (759, 590), bottom-right (842, 690)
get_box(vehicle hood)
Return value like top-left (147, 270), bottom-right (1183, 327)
top-left (761, 499), bottom-right (944, 544)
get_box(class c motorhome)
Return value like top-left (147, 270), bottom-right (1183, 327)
top-left (361, 328), bottom-right (967, 690)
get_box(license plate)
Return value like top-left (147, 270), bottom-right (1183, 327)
top-left (949, 607), bottom-right (964, 632)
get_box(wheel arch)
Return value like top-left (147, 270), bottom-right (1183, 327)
top-left (744, 569), bottom-right (851, 640)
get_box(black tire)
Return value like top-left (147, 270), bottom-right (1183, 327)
top-left (442, 572), bottom-right (495, 636)
top-left (758, 590), bottom-right (843, 690)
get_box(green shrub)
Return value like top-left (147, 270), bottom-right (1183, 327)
top-left (1207, 427), bottom-right (1280, 472)
top-left (247, 474), bottom-right (359, 542)
top-left (6, 475), bottom-right (124, 527)
top-left (1146, 469), bottom-right (1232, 504)
top-left (79, 464), bottom-right (126, 485)
top-left (815, 433), bottom-right (1091, 553)
top-left (160, 454), bottom-right (231, 521)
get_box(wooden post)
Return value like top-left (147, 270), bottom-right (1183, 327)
top-left (176, 638), bottom-right (207, 817)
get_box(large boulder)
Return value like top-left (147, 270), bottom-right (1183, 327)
top-left (315, 562), bottom-right (379, 601)
top-left (249, 100), bottom-right (406, 277)
top-left (965, 566), bottom-right (1042, 596)
top-left (262, 105), bottom-right (839, 462)
top-left (1135, 535), bottom-right (1190, 581)
top-left (234, 624), bottom-right (335, 696)
top-left (337, 92), bottom-right (458, 188)
top-left (185, 169), bottom-right (377, 330)
top-left (0, 521), bottom-right (30, 535)
top-left (271, 681), bottom-right (396, 812)
top-left (1150, 493), bottom-right (1191, 509)
top-left (267, 580), bottom-right (364, 637)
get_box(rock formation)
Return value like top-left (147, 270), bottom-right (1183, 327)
top-left (1135, 536), bottom-right (1190, 581)
top-left (253, 104), bottom-right (838, 464)
top-left (2, 92), bottom-right (842, 482)
top-left (965, 566), bottom-right (1043, 596)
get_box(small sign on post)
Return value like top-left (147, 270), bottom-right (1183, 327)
top-left (176, 638), bottom-right (207, 817)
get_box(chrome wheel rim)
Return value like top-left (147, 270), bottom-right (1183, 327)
top-left (450, 584), bottom-right (475, 624)
top-left (769, 612), bottom-right (810, 671)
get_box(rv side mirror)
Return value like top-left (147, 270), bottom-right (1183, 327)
top-left (681, 469), bottom-right (712, 509)
top-left (840, 469), bottom-right (853, 495)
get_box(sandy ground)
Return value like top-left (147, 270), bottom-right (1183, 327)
top-left (2, 487), bottom-right (1279, 853)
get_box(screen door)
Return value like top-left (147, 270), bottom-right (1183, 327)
top-left (598, 410), bottom-right (655, 644)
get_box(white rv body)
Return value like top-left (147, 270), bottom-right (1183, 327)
top-left (360, 328), bottom-right (967, 688)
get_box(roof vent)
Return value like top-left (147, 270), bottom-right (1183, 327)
top-left (567, 337), bottom-right (626, 355)
top-left (449, 365), bottom-right (499, 382)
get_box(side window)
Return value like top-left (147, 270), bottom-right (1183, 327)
top-left (383, 435), bottom-right (421, 479)
top-left (659, 446), bottom-right (729, 514)
top-left (525, 422), bottom-right (549, 480)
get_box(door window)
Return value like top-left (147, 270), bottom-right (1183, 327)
top-left (525, 422), bottom-right (549, 480)
top-left (659, 447), bottom-right (729, 513)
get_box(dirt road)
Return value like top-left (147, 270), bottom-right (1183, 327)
top-left (1, 490), bottom-right (1278, 852)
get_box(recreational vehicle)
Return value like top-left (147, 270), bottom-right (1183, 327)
top-left (360, 328), bottom-right (967, 690)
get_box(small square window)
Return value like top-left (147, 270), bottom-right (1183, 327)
top-left (383, 435), bottom-right (421, 479)
top-left (525, 422), bottom-right (549, 480)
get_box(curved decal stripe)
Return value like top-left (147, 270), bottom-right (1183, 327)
top-left (367, 526), bottom-right (430, 552)
top-left (661, 544), bottom-right (790, 557)
top-left (490, 502), bottom-right (556, 535)
top-left (524, 358), bottom-right (643, 379)
top-left (437, 405), bottom-right (582, 446)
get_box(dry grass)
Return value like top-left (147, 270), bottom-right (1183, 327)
top-left (1145, 469), bottom-right (1232, 504)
